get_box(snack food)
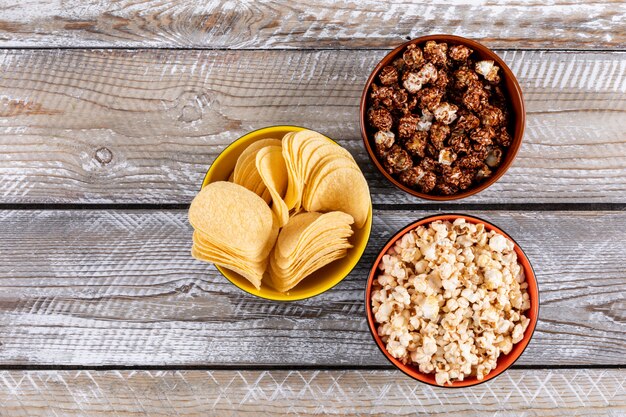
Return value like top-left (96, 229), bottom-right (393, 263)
top-left (370, 218), bottom-right (531, 386)
top-left (269, 211), bottom-right (354, 292)
top-left (283, 131), bottom-right (370, 228)
top-left (365, 40), bottom-right (514, 196)
top-left (256, 145), bottom-right (290, 227)
top-left (189, 181), bottom-right (279, 289)
top-left (233, 138), bottom-right (282, 203)
top-left (190, 129), bottom-right (370, 293)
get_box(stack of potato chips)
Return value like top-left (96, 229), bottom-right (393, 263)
top-left (269, 212), bottom-right (354, 292)
top-left (189, 181), bottom-right (278, 290)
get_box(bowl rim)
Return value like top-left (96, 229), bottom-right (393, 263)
top-left (364, 213), bottom-right (539, 388)
top-left (359, 34), bottom-right (526, 201)
top-left (201, 124), bottom-right (374, 302)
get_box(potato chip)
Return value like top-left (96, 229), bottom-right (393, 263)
top-left (193, 231), bottom-right (268, 271)
top-left (233, 138), bottom-right (281, 182)
top-left (299, 139), bottom-right (354, 185)
top-left (269, 211), bottom-right (354, 292)
top-left (270, 245), bottom-right (351, 292)
top-left (189, 181), bottom-right (276, 259)
top-left (274, 211), bottom-right (352, 260)
top-left (256, 145), bottom-right (290, 227)
top-left (232, 139), bottom-right (281, 204)
top-left (280, 129), bottom-right (369, 229)
top-left (281, 132), bottom-right (302, 211)
top-left (304, 165), bottom-right (370, 229)
top-left (302, 158), bottom-right (359, 208)
top-left (273, 255), bottom-right (350, 291)
top-left (234, 151), bottom-right (272, 204)
top-left (272, 226), bottom-right (353, 270)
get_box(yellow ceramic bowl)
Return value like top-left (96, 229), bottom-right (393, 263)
top-left (201, 125), bottom-right (373, 301)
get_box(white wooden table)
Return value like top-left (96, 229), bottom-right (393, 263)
top-left (0, 1), bottom-right (624, 415)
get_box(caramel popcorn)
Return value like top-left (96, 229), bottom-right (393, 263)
top-left (429, 122), bottom-right (450, 150)
top-left (398, 114), bottom-right (420, 139)
top-left (379, 65), bottom-right (399, 86)
top-left (370, 219), bottom-right (531, 386)
top-left (449, 45), bottom-right (473, 62)
top-left (433, 102), bottom-right (459, 124)
top-left (405, 131), bottom-right (428, 157)
top-left (374, 130), bottom-right (395, 150)
top-left (475, 60), bottom-right (501, 83)
top-left (385, 145), bottom-right (412, 174)
top-left (366, 40), bottom-right (514, 196)
top-left (403, 44), bottom-right (424, 69)
top-left (368, 108), bottom-right (393, 131)
top-left (423, 40), bottom-right (448, 67)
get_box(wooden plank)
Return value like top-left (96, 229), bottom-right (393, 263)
top-left (0, 369), bottom-right (623, 416)
top-left (0, 0), bottom-right (624, 49)
top-left (0, 209), bottom-right (624, 367)
top-left (0, 49), bottom-right (624, 204)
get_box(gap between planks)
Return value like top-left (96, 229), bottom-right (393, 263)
top-left (0, 364), bottom-right (623, 372)
top-left (0, 203), bottom-right (624, 211)
top-left (0, 47), bottom-right (624, 53)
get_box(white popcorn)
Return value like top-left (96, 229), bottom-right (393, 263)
top-left (375, 301), bottom-right (393, 323)
top-left (475, 60), bottom-right (500, 82)
top-left (435, 371), bottom-right (450, 386)
top-left (392, 285), bottom-right (411, 306)
top-left (403, 72), bottom-right (424, 93)
top-left (483, 268), bottom-right (503, 289)
top-left (489, 234), bottom-right (508, 253)
top-left (422, 243), bottom-right (437, 261)
top-left (511, 323), bottom-right (524, 344)
top-left (433, 102), bottom-right (458, 124)
top-left (416, 109), bottom-right (434, 131)
top-left (421, 295), bottom-right (440, 320)
top-left (422, 336), bottom-right (438, 356)
top-left (387, 340), bottom-right (407, 358)
top-left (498, 336), bottom-right (513, 355)
top-left (370, 219), bottom-right (531, 386)
top-left (476, 253), bottom-right (491, 268)
top-left (399, 331), bottom-right (412, 347)
top-left (438, 148), bottom-right (457, 166)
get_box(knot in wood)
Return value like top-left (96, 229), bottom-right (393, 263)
top-left (175, 90), bottom-right (210, 123)
top-left (94, 147), bottom-right (113, 165)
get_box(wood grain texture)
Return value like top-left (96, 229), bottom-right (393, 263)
top-left (0, 0), bottom-right (624, 49)
top-left (0, 49), bottom-right (624, 204)
top-left (0, 369), bottom-right (624, 416)
top-left (0, 209), bottom-right (624, 367)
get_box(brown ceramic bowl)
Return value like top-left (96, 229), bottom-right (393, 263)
top-left (360, 35), bottom-right (526, 200)
top-left (365, 214), bottom-right (539, 387)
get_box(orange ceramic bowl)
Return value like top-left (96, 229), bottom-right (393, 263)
top-left (360, 35), bottom-right (526, 200)
top-left (365, 214), bottom-right (539, 387)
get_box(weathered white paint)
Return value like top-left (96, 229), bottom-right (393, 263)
top-left (0, 0), bottom-right (623, 48)
top-left (0, 369), bottom-right (623, 416)
top-left (0, 209), bottom-right (624, 366)
top-left (0, 50), bottom-right (624, 204)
